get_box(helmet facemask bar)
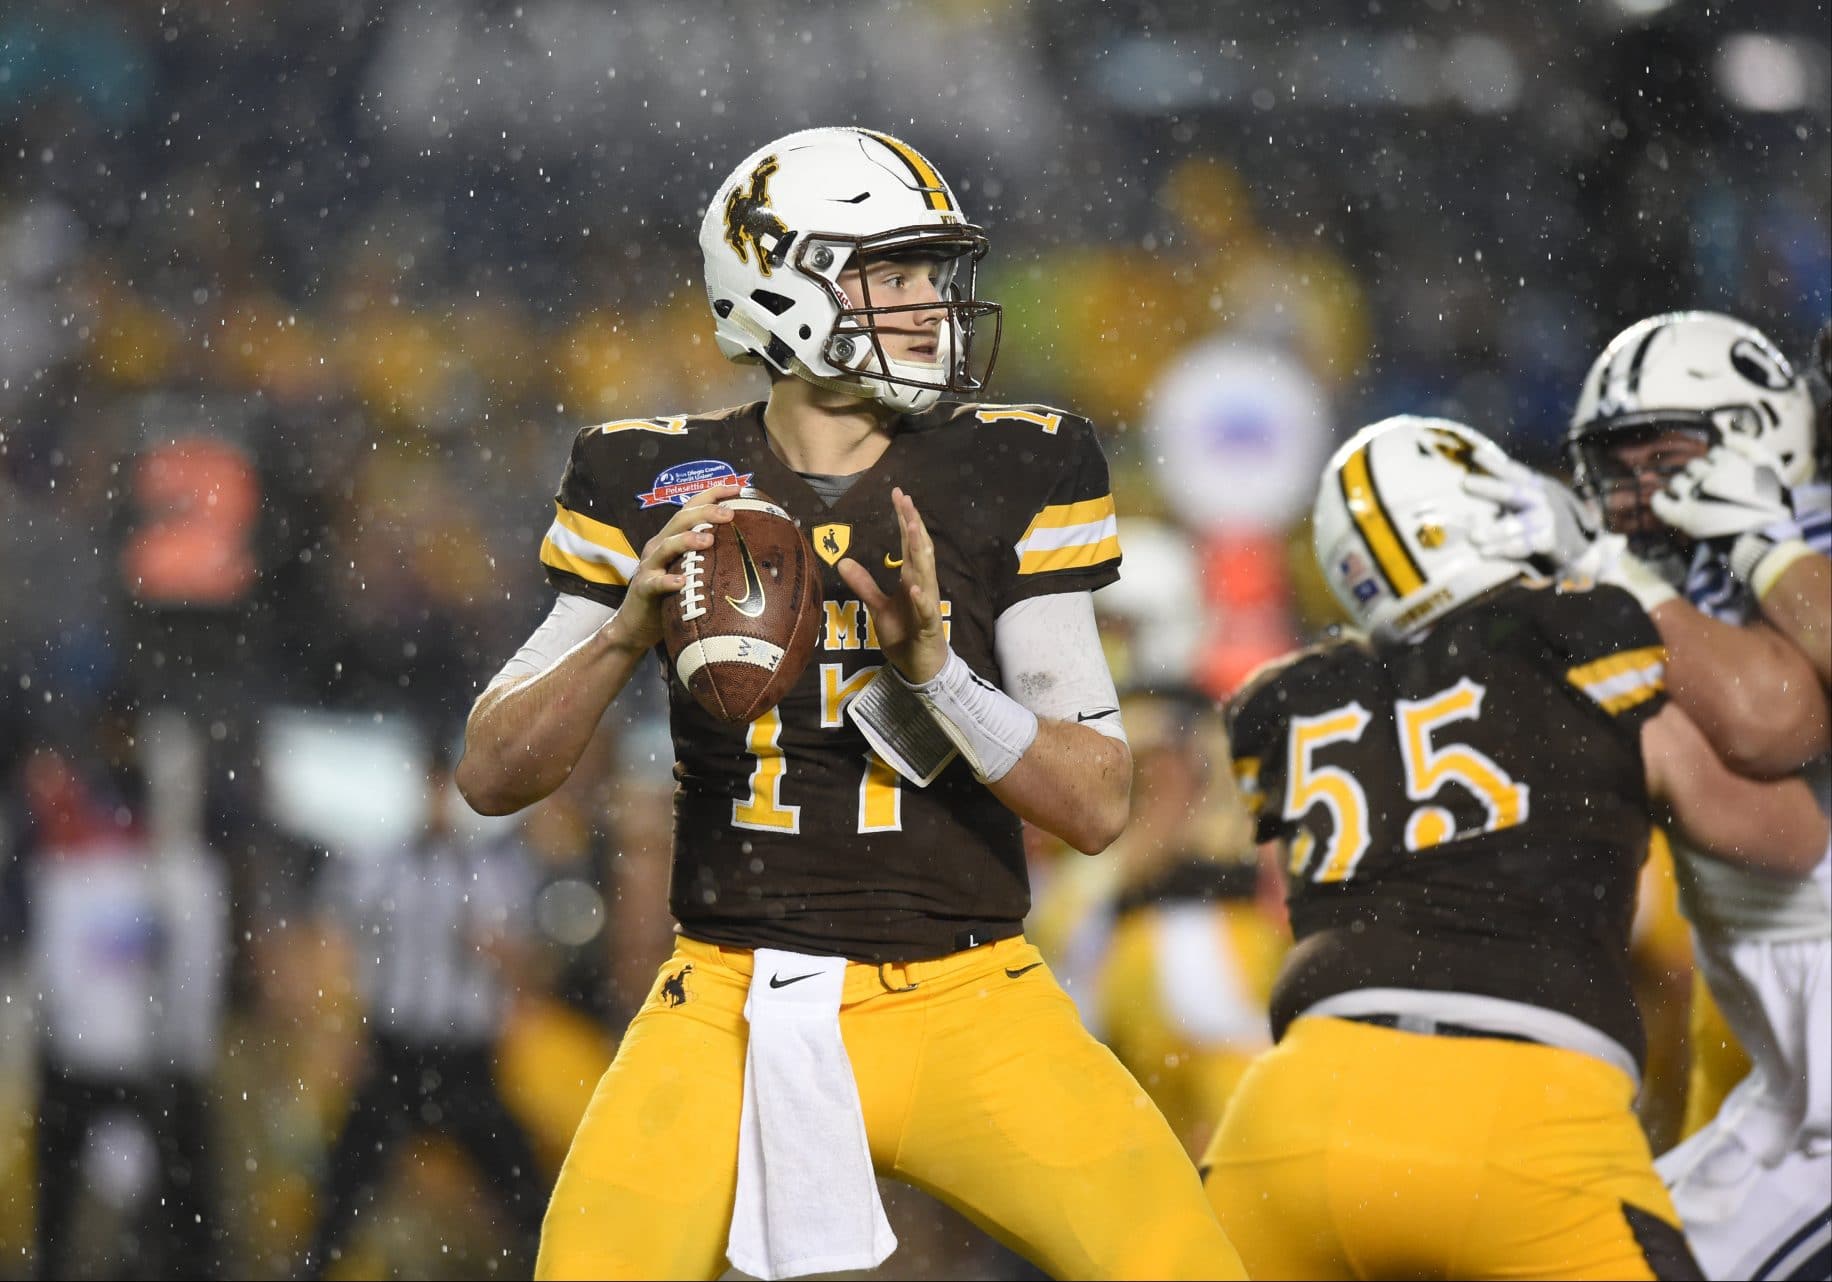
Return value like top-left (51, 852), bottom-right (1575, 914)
top-left (1568, 414), bottom-right (1719, 555)
top-left (791, 226), bottom-right (1003, 401)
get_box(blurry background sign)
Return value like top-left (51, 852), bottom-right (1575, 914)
top-left (1145, 336), bottom-right (1333, 534)
top-left (260, 707), bottom-right (517, 856)
top-left (1143, 337), bottom-right (1332, 696)
top-left (121, 436), bottom-right (260, 608)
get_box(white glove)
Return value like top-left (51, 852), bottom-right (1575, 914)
top-left (1462, 454), bottom-right (1597, 570)
top-left (1584, 533), bottom-right (1678, 613)
top-left (1650, 436), bottom-right (1795, 544)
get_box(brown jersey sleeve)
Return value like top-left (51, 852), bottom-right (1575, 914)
top-left (985, 406), bottom-right (1123, 610)
top-left (1528, 581), bottom-right (1670, 738)
top-left (538, 421), bottom-right (652, 608)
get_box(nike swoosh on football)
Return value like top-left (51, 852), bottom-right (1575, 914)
top-left (724, 529), bottom-right (768, 618)
top-left (1004, 962), bottom-right (1044, 979)
top-left (769, 971), bottom-right (820, 989)
top-left (1076, 707), bottom-right (1119, 723)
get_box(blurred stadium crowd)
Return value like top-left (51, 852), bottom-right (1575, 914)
top-left (0, 0), bottom-right (1826, 1277)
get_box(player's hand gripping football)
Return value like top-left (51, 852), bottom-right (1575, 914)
top-left (608, 484), bottom-right (741, 652)
top-left (836, 486), bottom-right (949, 685)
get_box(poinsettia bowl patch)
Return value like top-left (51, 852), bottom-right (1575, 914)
top-left (637, 459), bottom-right (754, 508)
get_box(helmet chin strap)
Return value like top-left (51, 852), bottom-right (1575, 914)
top-left (860, 324), bottom-right (952, 414)
top-left (782, 323), bottom-right (951, 415)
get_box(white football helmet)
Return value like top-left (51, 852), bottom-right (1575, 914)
top-left (1313, 416), bottom-right (1528, 642)
top-left (1568, 313), bottom-right (1818, 546)
top-left (698, 127), bottom-right (1001, 414)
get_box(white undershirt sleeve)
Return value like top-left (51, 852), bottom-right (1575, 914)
top-left (486, 593), bottom-right (619, 691)
top-left (993, 592), bottom-right (1128, 744)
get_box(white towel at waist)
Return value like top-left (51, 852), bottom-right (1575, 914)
top-left (726, 949), bottom-right (896, 1280)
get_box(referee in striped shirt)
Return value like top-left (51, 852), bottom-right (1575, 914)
top-left (300, 741), bottom-right (547, 1277)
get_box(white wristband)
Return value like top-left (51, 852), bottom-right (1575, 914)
top-left (1736, 536), bottom-right (1817, 602)
top-left (902, 649), bottom-right (1039, 783)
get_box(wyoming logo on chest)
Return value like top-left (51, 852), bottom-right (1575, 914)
top-left (812, 523), bottom-right (851, 566)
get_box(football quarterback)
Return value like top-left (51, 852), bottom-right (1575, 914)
top-left (1201, 415), bottom-right (1827, 1281)
top-left (458, 127), bottom-right (1242, 1280)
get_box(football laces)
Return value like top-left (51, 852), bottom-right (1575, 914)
top-left (679, 523), bottom-right (711, 622)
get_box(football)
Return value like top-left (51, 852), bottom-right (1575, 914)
top-left (663, 488), bottom-right (823, 723)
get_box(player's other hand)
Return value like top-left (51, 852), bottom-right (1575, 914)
top-left (836, 486), bottom-right (949, 684)
top-left (1462, 457), bottom-right (1596, 569)
top-left (1651, 436), bottom-right (1795, 543)
top-left (608, 484), bottom-right (742, 652)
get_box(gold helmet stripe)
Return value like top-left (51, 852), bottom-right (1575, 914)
top-left (863, 130), bottom-right (954, 213)
top-left (1339, 442), bottom-right (1425, 597)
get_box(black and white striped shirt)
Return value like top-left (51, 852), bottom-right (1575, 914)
top-left (324, 831), bottom-right (534, 1048)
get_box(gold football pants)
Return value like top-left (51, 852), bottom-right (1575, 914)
top-left (1202, 1014), bottom-right (1700, 1281)
top-left (1681, 968), bottom-right (1751, 1140)
top-left (537, 934), bottom-right (1244, 1280)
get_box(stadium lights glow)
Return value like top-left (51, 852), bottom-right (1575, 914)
top-left (1718, 34), bottom-right (1811, 113)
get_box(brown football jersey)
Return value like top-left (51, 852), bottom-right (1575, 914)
top-left (1226, 580), bottom-right (1668, 1066)
top-left (539, 401), bottom-right (1121, 961)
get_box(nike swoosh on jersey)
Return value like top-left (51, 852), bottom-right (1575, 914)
top-left (1076, 707), bottom-right (1119, 723)
top-left (884, 554), bottom-right (904, 569)
top-left (768, 971), bottom-right (819, 989)
top-left (725, 529), bottom-right (768, 618)
top-left (1004, 962), bottom-right (1044, 979)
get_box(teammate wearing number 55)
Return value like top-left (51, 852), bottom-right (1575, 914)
top-left (456, 127), bottom-right (1244, 1280)
top-left (1200, 416), bottom-right (1828, 1281)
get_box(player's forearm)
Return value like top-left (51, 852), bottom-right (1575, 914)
top-left (1650, 601), bottom-right (1830, 776)
top-left (988, 720), bottom-right (1131, 855)
top-left (1644, 702), bottom-right (1828, 878)
top-left (457, 621), bottom-right (651, 814)
top-left (1664, 770), bottom-right (1828, 880)
top-left (1755, 553), bottom-right (1832, 688)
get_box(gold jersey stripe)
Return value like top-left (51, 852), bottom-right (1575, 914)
top-left (1566, 644), bottom-right (1666, 688)
top-left (1018, 534), bottom-right (1122, 576)
top-left (540, 502), bottom-right (639, 587)
top-left (1340, 444), bottom-right (1425, 598)
top-left (1021, 493), bottom-right (1117, 535)
top-left (540, 536), bottom-right (628, 587)
top-left (552, 502), bottom-right (638, 560)
top-left (1599, 681), bottom-right (1665, 716)
top-left (1566, 644), bottom-right (1667, 714)
top-left (864, 130), bottom-right (953, 212)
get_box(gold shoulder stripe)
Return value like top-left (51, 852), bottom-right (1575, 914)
top-left (863, 130), bottom-right (954, 213)
top-left (1021, 494), bottom-right (1117, 535)
top-left (1340, 443), bottom-right (1425, 598)
top-left (1018, 535), bottom-right (1122, 576)
top-left (540, 501), bottom-right (640, 587)
top-left (1565, 644), bottom-right (1667, 715)
top-left (1014, 494), bottom-right (1121, 575)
